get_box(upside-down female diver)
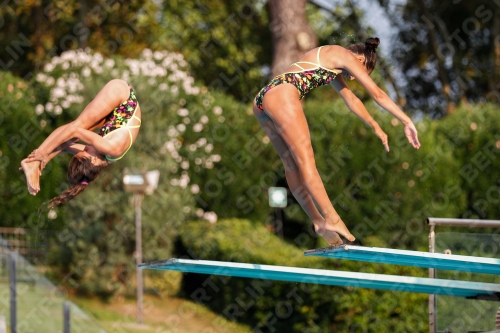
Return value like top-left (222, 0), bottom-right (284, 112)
top-left (20, 79), bottom-right (141, 207)
top-left (253, 37), bottom-right (420, 246)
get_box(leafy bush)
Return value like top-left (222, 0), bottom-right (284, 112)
top-left (175, 219), bottom-right (428, 333)
top-left (0, 71), bottom-right (62, 229)
top-left (22, 48), bottom-right (231, 297)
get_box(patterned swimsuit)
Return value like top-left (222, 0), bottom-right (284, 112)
top-left (255, 46), bottom-right (339, 110)
top-left (98, 85), bottom-right (141, 161)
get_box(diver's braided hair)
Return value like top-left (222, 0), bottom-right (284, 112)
top-left (48, 154), bottom-right (106, 208)
top-left (347, 37), bottom-right (380, 72)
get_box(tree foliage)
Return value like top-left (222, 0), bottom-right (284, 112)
top-left (158, 0), bottom-right (273, 100)
top-left (378, 0), bottom-right (500, 116)
top-left (176, 219), bottom-right (429, 333)
top-left (0, 0), bottom-right (161, 77)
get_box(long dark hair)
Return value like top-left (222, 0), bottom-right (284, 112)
top-left (347, 37), bottom-right (380, 72)
top-left (48, 154), bottom-right (107, 208)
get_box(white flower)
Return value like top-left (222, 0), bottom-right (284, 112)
top-left (203, 211), bottom-right (217, 223)
top-left (200, 115), bottom-right (209, 124)
top-left (45, 77), bottom-right (55, 86)
top-left (142, 48), bottom-right (153, 59)
top-left (51, 87), bottom-right (66, 99)
top-left (82, 67), bottom-right (91, 77)
top-left (36, 73), bottom-right (47, 82)
top-left (177, 108), bottom-right (189, 117)
top-left (54, 105), bottom-right (63, 115)
top-left (195, 158), bottom-right (202, 165)
top-left (61, 51), bottom-right (74, 61)
top-left (45, 102), bottom-right (54, 111)
top-left (179, 172), bottom-right (190, 188)
top-left (205, 144), bottom-right (213, 152)
top-left (176, 123), bottom-right (186, 132)
top-left (154, 51), bottom-right (164, 60)
top-left (48, 210), bottom-right (57, 219)
top-left (181, 161), bottom-right (189, 169)
top-left (56, 77), bottom-right (66, 88)
top-left (211, 154), bottom-right (221, 162)
top-left (159, 83), bottom-right (168, 91)
top-left (105, 59), bottom-right (115, 68)
top-left (90, 59), bottom-right (100, 69)
top-left (93, 53), bottom-right (103, 63)
top-left (196, 138), bottom-right (207, 146)
top-left (196, 208), bottom-right (204, 217)
top-left (193, 123), bottom-right (203, 132)
top-left (35, 104), bottom-right (44, 115)
top-left (164, 141), bottom-right (176, 152)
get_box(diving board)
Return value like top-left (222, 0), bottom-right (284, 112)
top-left (140, 259), bottom-right (500, 300)
top-left (304, 245), bottom-right (500, 275)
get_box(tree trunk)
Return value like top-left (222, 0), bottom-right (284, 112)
top-left (417, 0), bottom-right (455, 114)
top-left (79, 0), bottom-right (88, 49)
top-left (268, 0), bottom-right (317, 77)
top-left (31, 4), bottom-right (45, 63)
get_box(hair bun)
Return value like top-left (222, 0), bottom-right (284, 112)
top-left (365, 37), bottom-right (380, 52)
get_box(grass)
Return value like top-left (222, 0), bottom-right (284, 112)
top-left (69, 293), bottom-right (253, 333)
top-left (0, 279), bottom-right (252, 333)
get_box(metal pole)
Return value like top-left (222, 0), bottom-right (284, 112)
top-left (427, 217), bottom-right (500, 333)
top-left (63, 301), bottom-right (70, 333)
top-left (9, 252), bottom-right (16, 333)
top-left (426, 218), bottom-right (500, 228)
top-left (428, 225), bottom-right (436, 333)
top-left (276, 207), bottom-right (284, 239)
top-left (135, 193), bottom-right (143, 324)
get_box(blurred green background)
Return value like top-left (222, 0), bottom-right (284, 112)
top-left (1, 0), bottom-right (500, 332)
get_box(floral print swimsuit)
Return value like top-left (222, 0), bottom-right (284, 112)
top-left (98, 85), bottom-right (141, 161)
top-left (255, 46), bottom-right (339, 110)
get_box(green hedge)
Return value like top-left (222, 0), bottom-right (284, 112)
top-left (175, 219), bottom-right (428, 333)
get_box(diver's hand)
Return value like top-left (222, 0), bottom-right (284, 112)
top-left (404, 122), bottom-right (421, 149)
top-left (25, 149), bottom-right (48, 169)
top-left (373, 124), bottom-right (390, 152)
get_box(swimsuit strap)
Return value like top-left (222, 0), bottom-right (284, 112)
top-left (317, 46), bottom-right (324, 66)
top-left (293, 61), bottom-right (320, 68)
top-left (105, 102), bottom-right (141, 162)
top-left (285, 46), bottom-right (340, 75)
top-left (126, 115), bottom-right (141, 129)
top-left (294, 63), bottom-right (306, 70)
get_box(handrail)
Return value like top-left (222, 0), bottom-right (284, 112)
top-left (426, 218), bottom-right (500, 228)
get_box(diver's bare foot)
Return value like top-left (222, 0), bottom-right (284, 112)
top-left (20, 159), bottom-right (41, 195)
top-left (313, 221), bottom-right (343, 246)
top-left (318, 228), bottom-right (343, 246)
top-left (324, 215), bottom-right (355, 242)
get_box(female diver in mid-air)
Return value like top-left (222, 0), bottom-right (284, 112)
top-left (20, 79), bottom-right (141, 207)
top-left (253, 37), bottom-right (420, 246)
